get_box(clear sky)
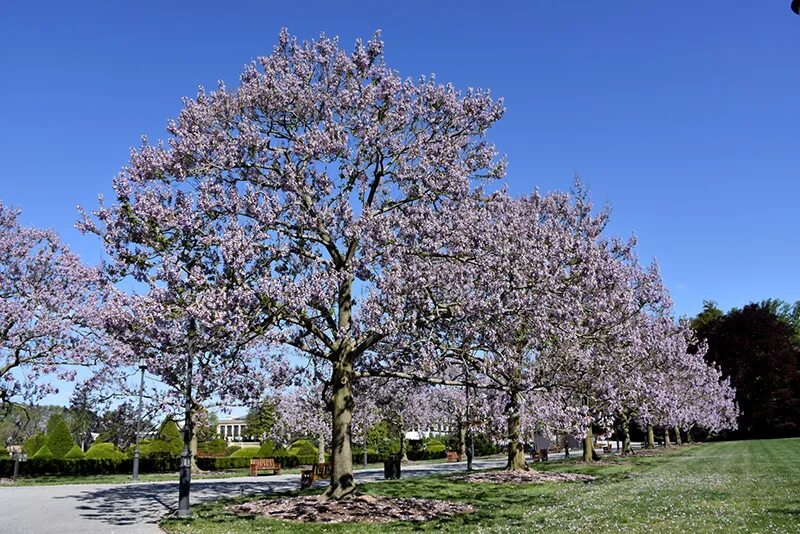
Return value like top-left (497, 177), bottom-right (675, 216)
top-left (2, 1), bottom-right (798, 319)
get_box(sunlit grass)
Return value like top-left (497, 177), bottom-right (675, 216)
top-left (161, 438), bottom-right (800, 533)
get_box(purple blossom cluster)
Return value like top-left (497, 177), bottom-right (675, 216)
top-left (0, 29), bottom-right (738, 500)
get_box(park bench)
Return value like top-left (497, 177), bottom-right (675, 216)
top-left (446, 451), bottom-right (462, 462)
top-left (300, 462), bottom-right (331, 489)
top-left (249, 458), bottom-right (281, 476)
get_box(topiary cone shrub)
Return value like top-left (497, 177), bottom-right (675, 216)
top-left (45, 414), bottom-right (77, 459)
top-left (65, 445), bottom-right (86, 459)
top-left (33, 445), bottom-right (54, 458)
top-left (23, 433), bottom-right (46, 456)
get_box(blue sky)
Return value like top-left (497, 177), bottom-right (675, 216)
top-left (2, 2), bottom-right (798, 328)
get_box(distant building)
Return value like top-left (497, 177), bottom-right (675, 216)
top-left (405, 422), bottom-right (452, 441)
top-left (216, 418), bottom-right (259, 446)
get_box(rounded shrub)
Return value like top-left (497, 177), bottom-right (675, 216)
top-left (33, 444), bottom-right (54, 458)
top-left (64, 445), bottom-right (86, 459)
top-left (85, 442), bottom-right (126, 460)
top-left (225, 445), bottom-right (241, 456)
top-left (426, 438), bottom-right (446, 453)
top-left (230, 447), bottom-right (263, 458)
top-left (198, 439), bottom-right (227, 456)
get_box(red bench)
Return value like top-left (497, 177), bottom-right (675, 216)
top-left (446, 451), bottom-right (462, 462)
top-left (249, 458), bottom-right (281, 476)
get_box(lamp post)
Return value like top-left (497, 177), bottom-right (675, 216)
top-left (132, 359), bottom-right (147, 481)
top-left (363, 430), bottom-right (368, 468)
top-left (177, 317), bottom-right (196, 519)
top-left (465, 381), bottom-right (474, 471)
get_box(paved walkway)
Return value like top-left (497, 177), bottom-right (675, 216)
top-left (0, 446), bottom-right (642, 533)
top-left (0, 458), bottom-right (508, 534)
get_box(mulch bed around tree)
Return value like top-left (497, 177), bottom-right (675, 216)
top-left (452, 470), bottom-right (595, 484)
top-left (227, 494), bottom-right (475, 523)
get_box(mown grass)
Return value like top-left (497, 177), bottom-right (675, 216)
top-left (161, 438), bottom-right (800, 533)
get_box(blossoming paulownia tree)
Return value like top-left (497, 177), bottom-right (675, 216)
top-left (0, 202), bottom-right (108, 409)
top-left (84, 28), bottom-right (505, 499)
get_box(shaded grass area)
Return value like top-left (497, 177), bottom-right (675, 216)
top-left (161, 438), bottom-right (800, 533)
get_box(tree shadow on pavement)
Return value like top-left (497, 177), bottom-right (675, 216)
top-left (54, 478), bottom-right (303, 528)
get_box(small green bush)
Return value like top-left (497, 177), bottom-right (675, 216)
top-left (23, 433), bottom-right (46, 455)
top-left (85, 442), bottom-right (126, 460)
top-left (198, 439), bottom-right (227, 456)
top-left (147, 418), bottom-right (183, 456)
top-left (0, 448), bottom-right (9, 458)
top-left (64, 445), bottom-right (86, 459)
top-left (259, 439), bottom-right (276, 457)
top-left (287, 439), bottom-right (318, 457)
top-left (426, 438), bottom-right (446, 453)
top-left (33, 445), bottom-right (54, 458)
top-left (45, 414), bottom-right (76, 459)
top-left (230, 447), bottom-right (263, 458)
top-left (225, 445), bottom-right (241, 456)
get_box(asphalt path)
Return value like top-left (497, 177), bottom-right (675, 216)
top-left (0, 457), bottom-right (509, 534)
top-left (0, 445), bottom-right (642, 534)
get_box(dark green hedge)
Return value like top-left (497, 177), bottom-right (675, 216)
top-left (196, 453), bottom-right (322, 471)
top-left (0, 456), bottom-right (179, 477)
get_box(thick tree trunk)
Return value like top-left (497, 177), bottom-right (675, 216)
top-left (321, 359), bottom-right (356, 501)
top-left (583, 425), bottom-right (594, 462)
top-left (674, 425), bottom-right (682, 446)
top-left (663, 428), bottom-right (671, 448)
top-left (686, 426), bottom-right (694, 443)
top-left (505, 391), bottom-right (528, 470)
top-left (646, 424), bottom-right (655, 449)
top-left (318, 434), bottom-right (325, 464)
top-left (621, 413), bottom-right (633, 455)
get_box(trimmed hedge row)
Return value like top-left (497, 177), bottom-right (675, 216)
top-left (0, 456), bottom-right (180, 477)
top-left (0, 449), bottom-right (450, 477)
top-left (196, 453), bottom-right (322, 471)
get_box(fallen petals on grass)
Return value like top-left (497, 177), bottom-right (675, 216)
top-left (227, 494), bottom-right (475, 523)
top-left (452, 470), bottom-right (595, 484)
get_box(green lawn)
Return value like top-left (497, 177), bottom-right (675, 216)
top-left (161, 438), bottom-right (800, 533)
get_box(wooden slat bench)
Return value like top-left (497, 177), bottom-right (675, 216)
top-left (249, 458), bottom-right (281, 476)
top-left (300, 462), bottom-right (331, 489)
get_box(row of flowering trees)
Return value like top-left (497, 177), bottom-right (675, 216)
top-left (2, 29), bottom-right (736, 506)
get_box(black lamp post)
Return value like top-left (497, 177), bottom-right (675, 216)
top-left (363, 430), bottom-right (368, 468)
top-left (465, 381), bottom-right (474, 471)
top-left (132, 359), bottom-right (147, 481)
top-left (177, 318), bottom-right (196, 519)
top-left (792, 0), bottom-right (800, 15)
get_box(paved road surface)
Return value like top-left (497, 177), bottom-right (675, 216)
top-left (0, 458), bottom-right (509, 534)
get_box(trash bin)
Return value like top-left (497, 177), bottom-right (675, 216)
top-left (383, 454), bottom-right (401, 479)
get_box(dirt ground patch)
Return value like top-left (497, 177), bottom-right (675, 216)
top-left (452, 470), bottom-right (595, 484)
top-left (227, 494), bottom-right (474, 523)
